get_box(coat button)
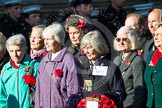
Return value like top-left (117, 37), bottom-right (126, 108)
top-left (153, 70), bottom-right (156, 73)
top-left (151, 93), bottom-right (154, 96)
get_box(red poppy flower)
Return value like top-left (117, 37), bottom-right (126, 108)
top-left (43, 51), bottom-right (48, 56)
top-left (125, 59), bottom-right (130, 66)
top-left (77, 94), bottom-right (116, 108)
top-left (81, 50), bottom-right (85, 55)
top-left (24, 67), bottom-right (29, 72)
top-left (137, 50), bottom-right (143, 56)
top-left (53, 69), bottom-right (63, 77)
top-left (77, 19), bottom-right (86, 28)
top-left (23, 74), bottom-right (36, 86)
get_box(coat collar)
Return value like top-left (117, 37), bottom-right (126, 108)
top-left (118, 51), bottom-right (138, 72)
top-left (44, 47), bottom-right (67, 62)
top-left (6, 55), bottom-right (33, 70)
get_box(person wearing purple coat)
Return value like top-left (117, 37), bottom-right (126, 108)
top-left (35, 22), bottom-right (83, 108)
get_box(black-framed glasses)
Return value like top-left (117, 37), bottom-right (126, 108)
top-left (116, 38), bottom-right (129, 42)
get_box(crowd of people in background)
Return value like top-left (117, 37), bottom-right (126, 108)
top-left (0, 0), bottom-right (162, 108)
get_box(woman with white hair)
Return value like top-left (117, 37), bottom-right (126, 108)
top-left (30, 24), bottom-right (47, 61)
top-left (35, 22), bottom-right (82, 108)
top-left (80, 30), bottom-right (127, 108)
top-left (113, 26), bottom-right (147, 108)
top-left (0, 34), bottom-right (39, 108)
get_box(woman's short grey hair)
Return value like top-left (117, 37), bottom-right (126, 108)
top-left (0, 32), bottom-right (6, 52)
top-left (31, 24), bottom-right (45, 38)
top-left (43, 22), bottom-right (65, 45)
top-left (114, 26), bottom-right (139, 51)
top-left (81, 30), bottom-right (109, 55)
top-left (6, 34), bottom-right (27, 52)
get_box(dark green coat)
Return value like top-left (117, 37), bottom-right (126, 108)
top-left (114, 51), bottom-right (147, 108)
top-left (144, 51), bottom-right (162, 107)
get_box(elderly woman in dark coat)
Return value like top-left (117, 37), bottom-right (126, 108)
top-left (80, 30), bottom-right (127, 108)
top-left (35, 22), bottom-right (82, 108)
top-left (113, 26), bottom-right (147, 108)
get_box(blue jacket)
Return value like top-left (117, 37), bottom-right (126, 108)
top-left (0, 55), bottom-right (39, 108)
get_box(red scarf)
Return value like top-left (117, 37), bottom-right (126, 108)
top-left (151, 49), bottom-right (162, 66)
top-left (10, 60), bottom-right (19, 68)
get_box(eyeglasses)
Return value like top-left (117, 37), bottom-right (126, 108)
top-left (116, 38), bottom-right (129, 42)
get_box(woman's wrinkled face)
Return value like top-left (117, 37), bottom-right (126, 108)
top-left (30, 29), bottom-right (44, 50)
top-left (83, 43), bottom-right (101, 63)
top-left (7, 5), bottom-right (22, 19)
top-left (116, 33), bottom-right (131, 51)
top-left (8, 45), bottom-right (25, 64)
top-left (154, 27), bottom-right (162, 50)
top-left (68, 26), bottom-right (82, 46)
top-left (44, 36), bottom-right (58, 53)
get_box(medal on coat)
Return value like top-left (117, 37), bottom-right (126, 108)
top-left (83, 80), bottom-right (92, 91)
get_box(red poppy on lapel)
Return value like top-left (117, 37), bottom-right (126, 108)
top-left (23, 74), bottom-right (36, 86)
top-left (125, 59), bottom-right (131, 66)
top-left (81, 50), bottom-right (85, 55)
top-left (24, 66), bottom-right (29, 72)
top-left (53, 69), bottom-right (63, 77)
top-left (43, 51), bottom-right (48, 56)
top-left (137, 50), bottom-right (143, 56)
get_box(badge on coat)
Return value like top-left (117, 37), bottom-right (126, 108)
top-left (83, 80), bottom-right (92, 91)
top-left (92, 66), bottom-right (108, 76)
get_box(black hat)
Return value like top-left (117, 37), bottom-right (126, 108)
top-left (69, 0), bottom-right (92, 7)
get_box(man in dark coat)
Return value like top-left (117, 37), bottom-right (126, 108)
top-left (97, 0), bottom-right (127, 36)
top-left (125, 13), bottom-right (151, 57)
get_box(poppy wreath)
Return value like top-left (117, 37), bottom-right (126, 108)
top-left (77, 94), bottom-right (117, 108)
top-left (77, 19), bottom-right (87, 28)
top-left (53, 69), bottom-right (63, 77)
